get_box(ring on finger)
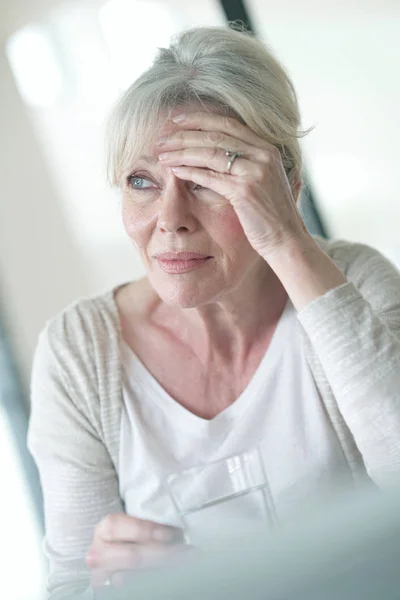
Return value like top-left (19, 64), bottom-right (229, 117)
top-left (225, 148), bottom-right (244, 173)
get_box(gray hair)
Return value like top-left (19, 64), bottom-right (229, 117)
top-left (106, 24), bottom-right (310, 188)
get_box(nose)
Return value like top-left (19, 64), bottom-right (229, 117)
top-left (157, 179), bottom-right (198, 234)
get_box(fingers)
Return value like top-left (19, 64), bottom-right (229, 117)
top-left (87, 514), bottom-right (185, 590)
top-left (94, 513), bottom-right (179, 544)
top-left (168, 112), bottom-right (271, 149)
top-left (157, 112), bottom-right (277, 178)
top-left (88, 540), bottom-right (177, 572)
top-left (159, 147), bottom-right (254, 176)
top-left (170, 166), bottom-right (239, 201)
top-left (89, 542), bottom-right (192, 588)
top-left (158, 128), bottom-right (260, 159)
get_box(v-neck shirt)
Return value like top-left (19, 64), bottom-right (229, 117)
top-left (119, 299), bottom-right (350, 524)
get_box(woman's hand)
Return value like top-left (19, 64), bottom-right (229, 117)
top-left (86, 513), bottom-right (185, 589)
top-left (157, 111), bottom-right (311, 261)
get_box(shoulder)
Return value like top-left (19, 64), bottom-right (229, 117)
top-left (35, 279), bottom-right (154, 388)
top-left (312, 235), bottom-right (400, 312)
top-left (44, 286), bottom-right (120, 348)
top-left (313, 235), bottom-right (399, 278)
top-left (31, 287), bottom-right (125, 454)
top-left (29, 288), bottom-right (124, 474)
top-left (314, 235), bottom-right (387, 266)
top-left (33, 286), bottom-right (122, 400)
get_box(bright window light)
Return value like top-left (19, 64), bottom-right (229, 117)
top-left (99, 0), bottom-right (178, 89)
top-left (6, 25), bottom-right (62, 108)
top-left (309, 152), bottom-right (370, 208)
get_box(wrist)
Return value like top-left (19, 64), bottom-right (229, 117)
top-left (263, 235), bottom-right (347, 312)
top-left (262, 233), bottom-right (318, 272)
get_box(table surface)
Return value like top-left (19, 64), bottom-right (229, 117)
top-left (97, 484), bottom-right (400, 600)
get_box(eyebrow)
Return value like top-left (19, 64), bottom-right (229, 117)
top-left (123, 155), bottom-right (158, 179)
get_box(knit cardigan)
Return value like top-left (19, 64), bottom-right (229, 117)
top-left (28, 237), bottom-right (400, 599)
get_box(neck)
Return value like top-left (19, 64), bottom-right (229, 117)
top-left (155, 260), bottom-right (288, 364)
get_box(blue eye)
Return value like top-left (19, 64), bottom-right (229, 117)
top-left (127, 175), bottom-right (153, 190)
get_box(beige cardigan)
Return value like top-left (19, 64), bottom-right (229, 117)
top-left (28, 237), bottom-right (400, 599)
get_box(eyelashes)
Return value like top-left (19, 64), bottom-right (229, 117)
top-left (125, 175), bottom-right (154, 191)
top-left (125, 173), bottom-right (207, 194)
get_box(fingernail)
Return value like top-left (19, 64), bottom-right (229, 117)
top-left (157, 136), bottom-right (168, 146)
top-left (153, 527), bottom-right (175, 542)
top-left (158, 153), bottom-right (168, 161)
top-left (172, 113), bottom-right (186, 123)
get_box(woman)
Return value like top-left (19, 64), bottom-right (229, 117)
top-left (28, 25), bottom-right (400, 599)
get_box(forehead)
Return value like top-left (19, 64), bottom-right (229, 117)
top-left (134, 101), bottom-right (231, 159)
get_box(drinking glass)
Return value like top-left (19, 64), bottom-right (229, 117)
top-left (166, 447), bottom-right (277, 546)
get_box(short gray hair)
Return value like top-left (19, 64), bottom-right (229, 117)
top-left (106, 24), bottom-right (310, 188)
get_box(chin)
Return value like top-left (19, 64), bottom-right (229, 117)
top-left (149, 275), bottom-right (223, 309)
top-left (156, 288), bottom-right (211, 309)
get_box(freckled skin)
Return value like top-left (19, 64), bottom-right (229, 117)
top-left (121, 112), bottom-right (265, 309)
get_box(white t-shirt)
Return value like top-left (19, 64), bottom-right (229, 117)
top-left (119, 299), bottom-right (350, 527)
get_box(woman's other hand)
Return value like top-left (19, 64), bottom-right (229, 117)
top-left (86, 513), bottom-right (185, 589)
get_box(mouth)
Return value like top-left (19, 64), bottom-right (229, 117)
top-left (154, 252), bottom-right (213, 274)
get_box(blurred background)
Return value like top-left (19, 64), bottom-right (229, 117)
top-left (0, 1), bottom-right (399, 598)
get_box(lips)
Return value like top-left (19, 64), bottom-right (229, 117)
top-left (155, 252), bottom-right (210, 260)
top-left (154, 252), bottom-right (212, 274)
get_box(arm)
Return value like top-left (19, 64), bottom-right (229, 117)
top-left (153, 109), bottom-right (400, 486)
top-left (268, 237), bottom-right (400, 486)
top-left (28, 328), bottom-right (123, 599)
